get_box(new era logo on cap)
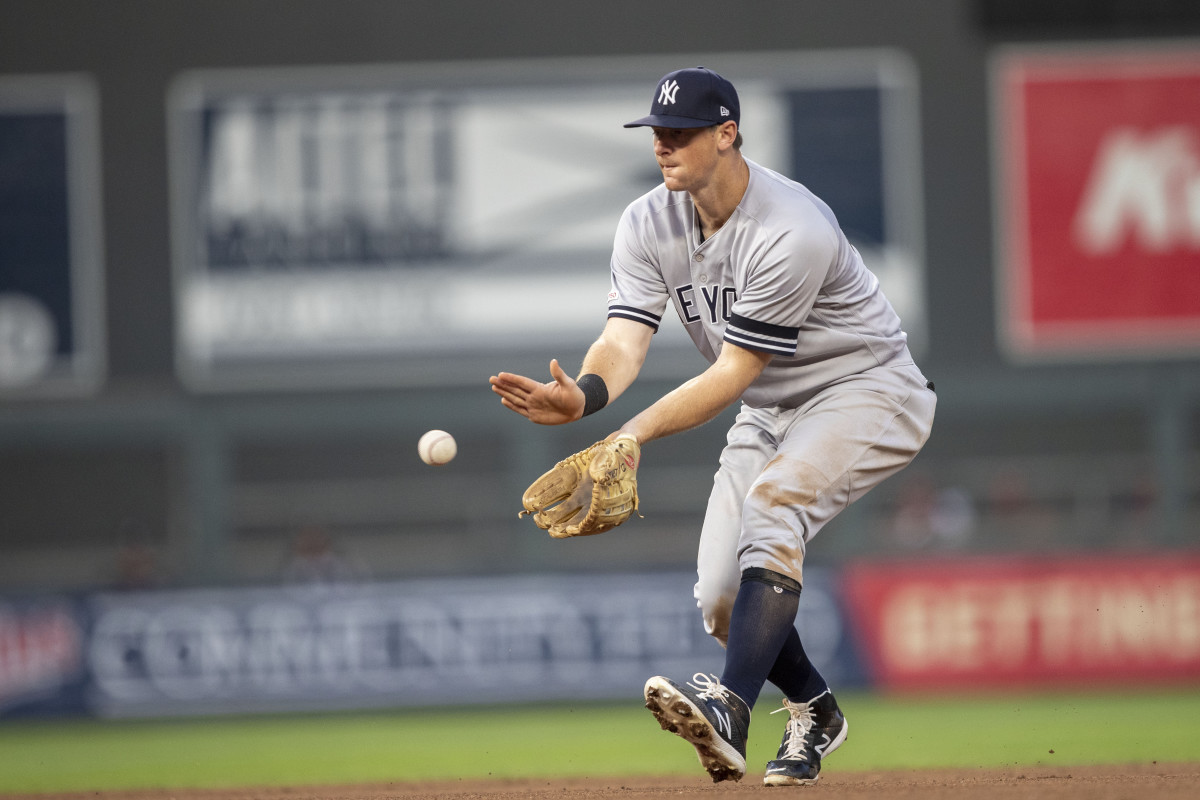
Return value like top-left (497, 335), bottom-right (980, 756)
top-left (625, 66), bottom-right (741, 129)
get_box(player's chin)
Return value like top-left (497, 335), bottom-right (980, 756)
top-left (661, 173), bottom-right (688, 192)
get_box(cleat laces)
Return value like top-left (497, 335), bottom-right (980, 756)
top-left (687, 673), bottom-right (736, 704)
top-left (772, 697), bottom-right (817, 761)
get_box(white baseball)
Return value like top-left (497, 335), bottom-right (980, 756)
top-left (418, 429), bottom-right (457, 465)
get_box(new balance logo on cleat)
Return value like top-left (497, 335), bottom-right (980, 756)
top-left (762, 689), bottom-right (848, 787)
top-left (643, 673), bottom-right (751, 783)
top-left (712, 707), bottom-right (731, 739)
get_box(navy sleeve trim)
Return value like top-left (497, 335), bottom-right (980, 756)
top-left (608, 305), bottom-right (662, 332)
top-left (724, 313), bottom-right (798, 356)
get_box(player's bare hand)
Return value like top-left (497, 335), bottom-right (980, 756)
top-left (489, 359), bottom-right (585, 425)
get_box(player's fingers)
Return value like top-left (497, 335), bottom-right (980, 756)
top-left (494, 386), bottom-right (529, 408)
top-left (490, 373), bottom-right (519, 390)
top-left (491, 380), bottom-right (525, 402)
top-left (548, 359), bottom-right (575, 387)
top-left (498, 395), bottom-right (531, 417)
top-left (494, 371), bottom-right (542, 394)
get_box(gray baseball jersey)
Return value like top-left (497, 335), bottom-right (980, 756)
top-left (606, 156), bottom-right (935, 642)
top-left (608, 158), bottom-right (914, 407)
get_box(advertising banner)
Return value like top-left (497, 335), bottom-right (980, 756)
top-left (842, 554), bottom-right (1200, 691)
top-left (992, 44), bottom-right (1200, 359)
top-left (0, 75), bottom-right (105, 395)
top-left (169, 51), bottom-right (924, 390)
top-left (0, 596), bottom-right (88, 717)
top-left (1, 568), bottom-right (858, 719)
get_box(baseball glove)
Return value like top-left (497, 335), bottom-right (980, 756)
top-left (520, 434), bottom-right (642, 538)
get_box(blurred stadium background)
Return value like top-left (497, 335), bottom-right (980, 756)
top-left (2, 0), bottom-right (1199, 737)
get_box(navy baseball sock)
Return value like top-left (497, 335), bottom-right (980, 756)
top-left (768, 627), bottom-right (830, 702)
top-left (718, 568), bottom-right (801, 710)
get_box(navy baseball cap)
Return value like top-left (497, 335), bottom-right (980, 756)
top-left (624, 66), bottom-right (740, 129)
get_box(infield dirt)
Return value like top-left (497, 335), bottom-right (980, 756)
top-left (5, 763), bottom-right (1199, 800)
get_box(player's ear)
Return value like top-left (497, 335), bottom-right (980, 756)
top-left (716, 121), bottom-right (739, 151)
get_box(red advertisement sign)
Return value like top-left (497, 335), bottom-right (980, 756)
top-left (0, 602), bottom-right (83, 709)
top-left (842, 554), bottom-right (1200, 690)
top-left (993, 47), bottom-right (1200, 358)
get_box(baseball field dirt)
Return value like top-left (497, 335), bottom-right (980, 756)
top-left (5, 763), bottom-right (1199, 800)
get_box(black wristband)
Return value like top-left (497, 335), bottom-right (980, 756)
top-left (576, 373), bottom-right (609, 417)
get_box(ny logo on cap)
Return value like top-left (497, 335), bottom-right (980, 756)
top-left (658, 79), bottom-right (680, 105)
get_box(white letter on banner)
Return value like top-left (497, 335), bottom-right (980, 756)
top-left (89, 607), bottom-right (154, 702)
top-left (1074, 127), bottom-right (1200, 254)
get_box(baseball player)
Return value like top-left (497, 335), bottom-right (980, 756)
top-left (490, 66), bottom-right (935, 785)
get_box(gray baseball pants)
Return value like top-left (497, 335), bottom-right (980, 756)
top-left (694, 361), bottom-right (936, 644)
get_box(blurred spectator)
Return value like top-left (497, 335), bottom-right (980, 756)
top-left (888, 476), bottom-right (977, 550)
top-left (984, 469), bottom-right (1059, 548)
top-left (1110, 474), bottom-right (1158, 548)
top-left (888, 477), bottom-right (936, 549)
top-left (987, 470), bottom-right (1033, 517)
top-left (928, 486), bottom-right (976, 547)
top-left (279, 525), bottom-right (366, 588)
top-left (112, 517), bottom-right (165, 590)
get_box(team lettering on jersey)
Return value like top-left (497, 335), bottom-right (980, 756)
top-left (674, 283), bottom-right (738, 325)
